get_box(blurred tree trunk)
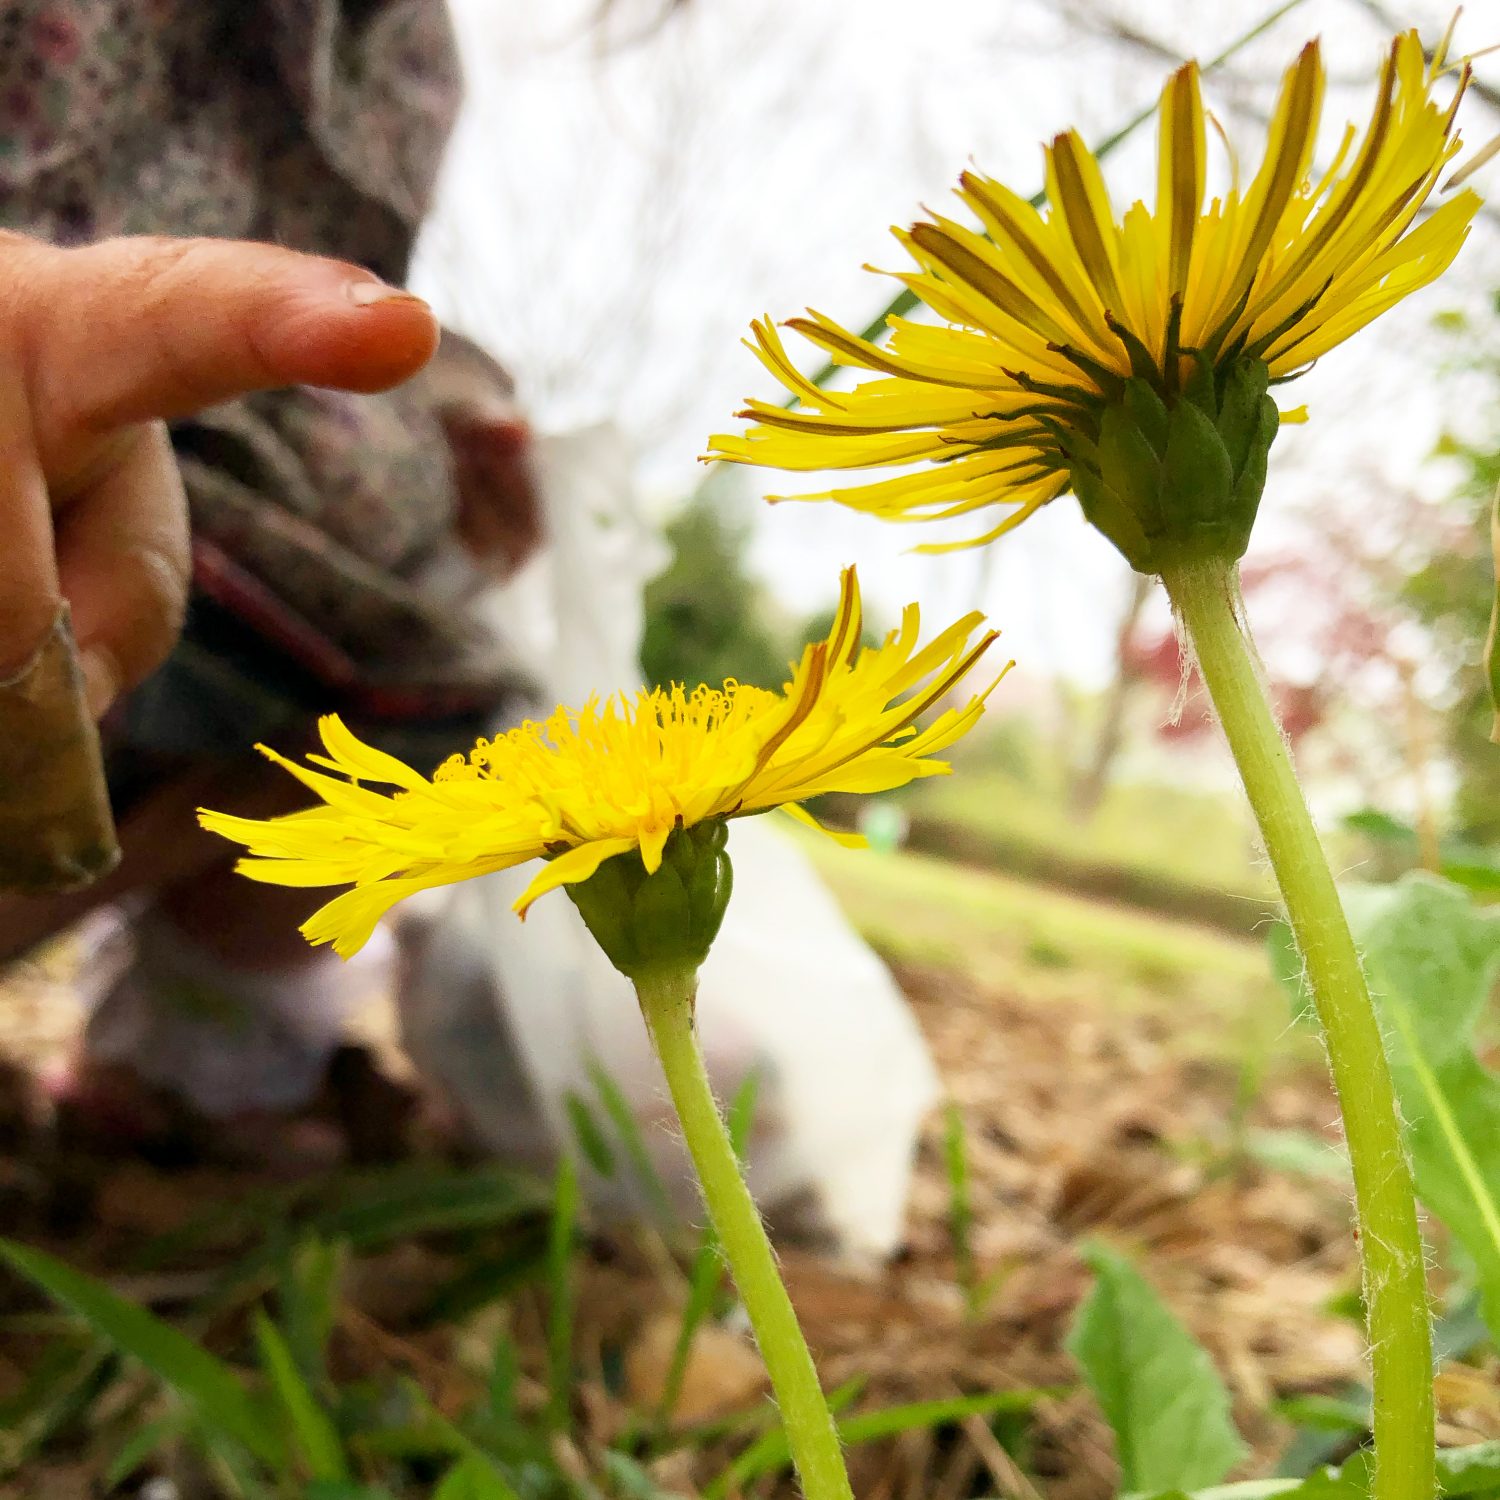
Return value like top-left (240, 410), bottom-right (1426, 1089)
top-left (1070, 572), bottom-right (1152, 818)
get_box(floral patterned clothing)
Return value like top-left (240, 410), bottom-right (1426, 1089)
top-left (0, 0), bottom-right (531, 772)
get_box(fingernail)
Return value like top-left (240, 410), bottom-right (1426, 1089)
top-left (346, 279), bottom-right (431, 309)
top-left (79, 647), bottom-right (119, 720)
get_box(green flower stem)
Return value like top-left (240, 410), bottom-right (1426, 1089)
top-left (634, 964), bottom-right (853, 1500)
top-left (1162, 555), bottom-right (1433, 1500)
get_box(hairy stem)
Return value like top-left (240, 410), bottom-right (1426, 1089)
top-left (1162, 555), bottom-right (1433, 1500)
top-left (635, 965), bottom-right (853, 1500)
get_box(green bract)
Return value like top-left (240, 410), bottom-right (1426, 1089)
top-left (565, 819), bottom-right (734, 983)
top-left (1061, 354), bottom-right (1279, 573)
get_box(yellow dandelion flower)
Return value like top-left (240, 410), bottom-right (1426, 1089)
top-left (707, 31), bottom-right (1482, 570)
top-left (198, 567), bottom-right (1004, 959)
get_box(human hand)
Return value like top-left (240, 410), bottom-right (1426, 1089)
top-left (0, 232), bottom-right (440, 714)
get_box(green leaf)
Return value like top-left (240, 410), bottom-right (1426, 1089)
top-left (253, 1311), bottom-right (347, 1482)
top-left (1066, 1240), bottom-right (1247, 1492)
top-left (1341, 808), bottom-right (1418, 848)
top-left (0, 1239), bottom-right (285, 1468)
top-left (703, 1387), bottom-right (1049, 1498)
top-left (1270, 1391), bottom-right (1366, 1434)
top-left (1436, 1439), bottom-right (1500, 1495)
top-left (1444, 856), bottom-right (1500, 897)
top-left (1242, 1128), bottom-right (1349, 1184)
top-left (1134, 1440), bottom-right (1500, 1500)
top-left (1272, 875), bottom-right (1500, 1337)
top-left (1436, 1289), bottom-right (1492, 1364)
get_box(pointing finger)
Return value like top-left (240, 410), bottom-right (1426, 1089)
top-left (9, 235), bottom-right (439, 471)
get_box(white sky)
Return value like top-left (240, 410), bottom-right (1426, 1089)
top-left (413, 0), bottom-right (1500, 690)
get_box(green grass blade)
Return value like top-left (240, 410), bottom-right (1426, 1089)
top-left (489, 1332), bottom-right (518, 1428)
top-left (278, 1237), bottom-right (344, 1383)
top-left (0, 1239), bottom-right (285, 1468)
top-left (942, 1100), bottom-right (977, 1315)
top-left (564, 1090), bottom-right (618, 1177)
top-left (0, 1334), bottom-right (112, 1477)
top-left (313, 1165), bottom-right (550, 1247)
top-left (305, 1485), bottom-right (400, 1500)
top-left (589, 1062), bottom-right (677, 1230)
top-left (657, 1230), bottom-right (725, 1426)
top-left (545, 1153), bottom-right (580, 1435)
top-left (600, 1448), bottom-right (676, 1497)
top-left (726, 1069), bottom-right (759, 1157)
top-left (253, 1311), bottom-right (347, 1482)
top-left (432, 1454), bottom-right (523, 1500)
top-left (704, 1387), bottom-right (1046, 1497)
top-left (205, 1166), bottom-right (551, 1318)
top-left (416, 1224), bottom-right (551, 1325)
top-left (385, 1380), bottom-right (524, 1498)
top-left (104, 1412), bottom-right (185, 1489)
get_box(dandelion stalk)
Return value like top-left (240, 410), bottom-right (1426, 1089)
top-left (710, 24), bottom-right (1482, 1494)
top-left (200, 567), bottom-right (1003, 1500)
top-left (636, 962), bottom-right (853, 1500)
top-left (1163, 553), bottom-right (1432, 1500)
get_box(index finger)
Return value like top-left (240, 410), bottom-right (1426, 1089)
top-left (10, 235), bottom-right (440, 455)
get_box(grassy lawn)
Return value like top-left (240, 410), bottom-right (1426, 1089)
top-left (906, 760), bottom-right (1275, 900)
top-left (798, 831), bottom-right (1297, 1066)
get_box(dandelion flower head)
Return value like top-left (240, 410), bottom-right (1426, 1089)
top-left (198, 568), bottom-right (1003, 957)
top-left (708, 30), bottom-right (1482, 566)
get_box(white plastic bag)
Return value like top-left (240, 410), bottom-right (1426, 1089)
top-left (396, 424), bottom-right (939, 1256)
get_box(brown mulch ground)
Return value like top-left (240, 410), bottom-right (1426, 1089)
top-left (1, 935), bottom-right (1496, 1497)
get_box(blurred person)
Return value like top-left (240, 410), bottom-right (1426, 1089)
top-left (0, 0), bottom-right (544, 1156)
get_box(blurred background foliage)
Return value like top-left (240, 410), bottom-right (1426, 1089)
top-left (1402, 298), bottom-right (1500, 841)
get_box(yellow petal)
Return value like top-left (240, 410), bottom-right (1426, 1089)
top-left (513, 837), bottom-right (637, 918)
top-left (777, 802), bottom-right (867, 848)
